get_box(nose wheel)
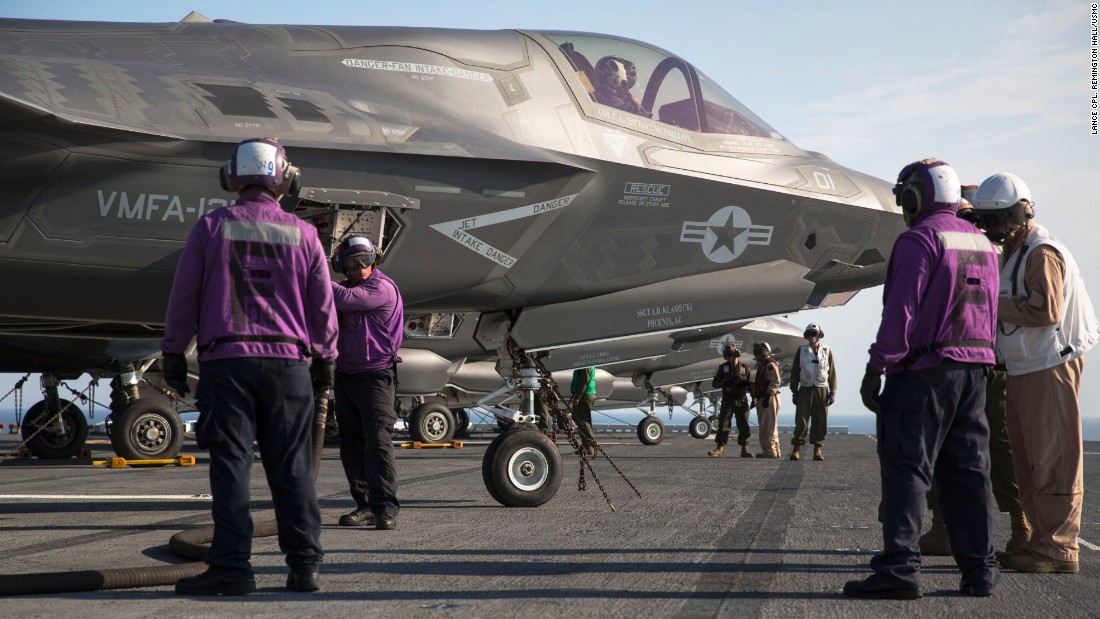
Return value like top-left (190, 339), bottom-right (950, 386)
top-left (481, 427), bottom-right (562, 507)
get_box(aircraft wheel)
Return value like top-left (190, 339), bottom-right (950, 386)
top-left (708, 415), bottom-right (719, 432)
top-left (21, 399), bottom-right (89, 459)
top-left (482, 427), bottom-right (562, 507)
top-left (323, 400), bottom-right (340, 446)
top-left (689, 415), bottom-right (711, 439)
top-left (453, 408), bottom-right (470, 438)
top-left (110, 399), bottom-right (183, 460)
top-left (481, 430), bottom-right (507, 505)
top-left (637, 416), bottom-right (664, 445)
top-left (408, 402), bottom-right (455, 443)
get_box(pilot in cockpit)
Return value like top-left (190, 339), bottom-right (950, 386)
top-left (592, 55), bottom-right (651, 118)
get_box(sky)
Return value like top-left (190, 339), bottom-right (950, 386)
top-left (0, 0), bottom-right (1096, 431)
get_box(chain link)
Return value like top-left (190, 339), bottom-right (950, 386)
top-left (0, 377), bottom-right (99, 464)
top-left (528, 355), bottom-right (642, 511)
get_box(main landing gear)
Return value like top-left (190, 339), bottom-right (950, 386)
top-left (106, 362), bottom-right (185, 460)
top-left (19, 375), bottom-right (89, 460)
top-left (633, 375), bottom-right (668, 446)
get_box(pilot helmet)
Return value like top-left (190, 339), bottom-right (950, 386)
top-left (722, 344), bottom-right (740, 359)
top-left (331, 236), bottom-right (377, 274)
top-left (595, 55), bottom-right (637, 90)
top-left (892, 158), bottom-right (961, 227)
top-left (968, 172), bottom-right (1033, 242)
top-left (804, 323), bottom-right (824, 339)
top-left (219, 137), bottom-right (301, 196)
top-left (752, 342), bottom-right (772, 358)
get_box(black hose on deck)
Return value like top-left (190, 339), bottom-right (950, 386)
top-left (0, 393), bottom-right (329, 596)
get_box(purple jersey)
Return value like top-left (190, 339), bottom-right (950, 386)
top-left (161, 191), bottom-right (338, 362)
top-left (868, 211), bottom-right (999, 374)
top-left (331, 269), bottom-right (404, 373)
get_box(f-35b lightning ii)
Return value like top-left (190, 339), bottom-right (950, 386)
top-left (0, 13), bottom-right (902, 505)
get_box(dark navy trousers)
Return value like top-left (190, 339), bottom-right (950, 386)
top-left (872, 361), bottom-right (1000, 590)
top-left (334, 368), bottom-right (400, 519)
top-left (193, 357), bottom-right (322, 573)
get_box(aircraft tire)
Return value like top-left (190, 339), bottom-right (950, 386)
top-left (452, 408), bottom-right (470, 438)
top-left (637, 416), bottom-right (664, 445)
top-left (109, 399), bottom-right (183, 460)
top-left (481, 431), bottom-right (507, 505)
top-left (708, 415), bottom-right (719, 432)
top-left (21, 399), bottom-right (89, 459)
top-left (484, 427), bottom-right (562, 507)
top-left (408, 402), bottom-right (455, 443)
top-left (689, 415), bottom-right (711, 439)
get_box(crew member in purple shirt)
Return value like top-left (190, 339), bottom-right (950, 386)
top-left (162, 138), bottom-right (339, 596)
top-left (845, 159), bottom-right (1001, 600)
top-left (329, 236), bottom-right (405, 531)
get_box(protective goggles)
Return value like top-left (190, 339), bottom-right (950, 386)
top-left (969, 208), bottom-right (1013, 231)
top-left (344, 256), bottom-right (373, 271)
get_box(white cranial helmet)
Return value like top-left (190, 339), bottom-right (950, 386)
top-left (968, 172), bottom-right (1033, 242)
top-left (970, 173), bottom-right (1031, 211)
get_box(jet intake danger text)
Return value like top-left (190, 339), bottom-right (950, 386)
top-left (637, 303), bottom-right (694, 328)
top-left (431, 194), bottom-right (577, 269)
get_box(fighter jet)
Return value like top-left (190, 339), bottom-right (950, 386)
top-left (0, 14), bottom-right (903, 505)
top-left (396, 313), bottom-right (799, 445)
top-left (590, 317), bottom-right (806, 440)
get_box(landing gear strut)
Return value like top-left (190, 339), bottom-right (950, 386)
top-left (107, 363), bottom-right (185, 460)
top-left (634, 375), bottom-right (666, 446)
top-left (688, 383), bottom-right (712, 439)
top-left (478, 362), bottom-right (562, 507)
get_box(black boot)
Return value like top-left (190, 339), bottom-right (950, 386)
top-left (175, 567), bottom-right (256, 596)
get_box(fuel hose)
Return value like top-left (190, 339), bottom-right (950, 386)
top-left (0, 394), bottom-right (330, 596)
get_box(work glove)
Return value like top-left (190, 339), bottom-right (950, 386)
top-left (859, 364), bottom-right (882, 414)
top-left (310, 359), bottom-right (335, 394)
top-left (791, 389), bottom-right (799, 406)
top-left (161, 353), bottom-right (189, 398)
top-left (827, 391), bottom-right (835, 407)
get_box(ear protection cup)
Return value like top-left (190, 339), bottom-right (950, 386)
top-left (330, 252), bottom-right (344, 274)
top-left (283, 165), bottom-right (301, 196)
top-left (219, 163), bottom-right (238, 192)
top-left (1010, 201), bottom-right (1033, 226)
top-left (899, 184), bottom-right (921, 218)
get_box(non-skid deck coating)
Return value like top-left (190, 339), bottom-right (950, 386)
top-left (1, 430), bottom-right (1098, 618)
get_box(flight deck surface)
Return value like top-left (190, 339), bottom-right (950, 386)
top-left (1, 430), bottom-right (1097, 618)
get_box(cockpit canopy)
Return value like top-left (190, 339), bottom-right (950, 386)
top-left (538, 31), bottom-right (783, 143)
